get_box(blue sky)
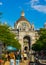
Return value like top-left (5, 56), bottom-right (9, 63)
top-left (0, 0), bottom-right (46, 29)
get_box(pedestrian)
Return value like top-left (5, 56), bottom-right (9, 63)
top-left (15, 51), bottom-right (21, 65)
top-left (10, 52), bottom-right (15, 65)
top-left (10, 57), bottom-right (15, 65)
top-left (9, 52), bottom-right (15, 60)
top-left (23, 52), bottom-right (27, 60)
top-left (5, 52), bottom-right (10, 61)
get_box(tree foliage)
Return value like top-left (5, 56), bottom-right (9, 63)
top-left (32, 28), bottom-right (46, 51)
top-left (0, 23), bottom-right (21, 49)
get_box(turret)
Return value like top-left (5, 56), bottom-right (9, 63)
top-left (3, 22), bottom-right (7, 25)
top-left (44, 22), bottom-right (46, 29)
top-left (31, 24), bottom-right (34, 31)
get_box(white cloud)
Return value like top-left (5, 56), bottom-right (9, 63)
top-left (31, 0), bottom-right (39, 6)
top-left (32, 5), bottom-right (46, 13)
top-left (0, 2), bottom-right (3, 5)
top-left (30, 0), bottom-right (46, 13)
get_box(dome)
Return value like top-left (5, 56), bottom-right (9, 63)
top-left (16, 11), bottom-right (30, 24)
top-left (14, 11), bottom-right (32, 31)
top-left (16, 16), bottom-right (29, 24)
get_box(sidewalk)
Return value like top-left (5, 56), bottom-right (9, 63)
top-left (4, 60), bottom-right (29, 65)
top-left (4, 61), bottom-right (10, 65)
top-left (20, 60), bottom-right (29, 65)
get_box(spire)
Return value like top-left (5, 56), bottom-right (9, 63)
top-left (21, 11), bottom-right (25, 17)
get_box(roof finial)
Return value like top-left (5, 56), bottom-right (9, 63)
top-left (21, 11), bottom-right (25, 16)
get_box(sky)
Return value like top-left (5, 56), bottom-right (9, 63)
top-left (0, 0), bottom-right (46, 29)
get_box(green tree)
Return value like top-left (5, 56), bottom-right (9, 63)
top-left (0, 23), bottom-right (21, 49)
top-left (32, 28), bottom-right (46, 51)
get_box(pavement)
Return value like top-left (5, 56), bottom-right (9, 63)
top-left (4, 61), bottom-right (10, 65)
top-left (4, 60), bottom-right (29, 65)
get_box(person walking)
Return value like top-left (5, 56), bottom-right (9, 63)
top-left (10, 52), bottom-right (15, 65)
top-left (10, 57), bottom-right (14, 65)
top-left (15, 51), bottom-right (21, 65)
top-left (23, 52), bottom-right (27, 60)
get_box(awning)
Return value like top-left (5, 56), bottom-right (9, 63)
top-left (6, 46), bottom-right (17, 51)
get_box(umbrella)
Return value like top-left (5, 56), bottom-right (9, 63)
top-left (6, 46), bottom-right (17, 51)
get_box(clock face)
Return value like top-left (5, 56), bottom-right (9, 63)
top-left (22, 22), bottom-right (27, 28)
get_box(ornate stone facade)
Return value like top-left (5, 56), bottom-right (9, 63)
top-left (12, 11), bottom-right (39, 51)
